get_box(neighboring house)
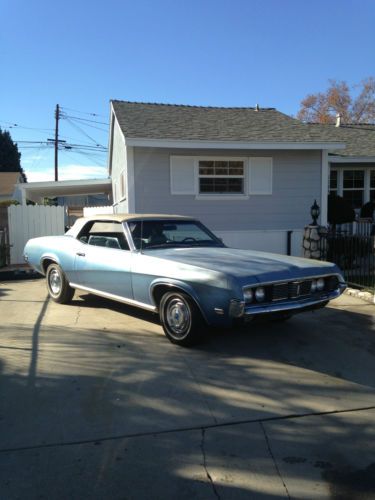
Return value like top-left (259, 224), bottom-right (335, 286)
top-left (0, 172), bottom-right (25, 203)
top-left (108, 101), bottom-right (344, 254)
top-left (322, 123), bottom-right (375, 210)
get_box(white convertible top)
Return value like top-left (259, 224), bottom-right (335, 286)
top-left (66, 213), bottom-right (196, 237)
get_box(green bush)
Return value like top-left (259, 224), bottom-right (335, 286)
top-left (0, 199), bottom-right (20, 207)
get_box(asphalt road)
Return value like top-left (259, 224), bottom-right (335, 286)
top-left (1, 279), bottom-right (375, 499)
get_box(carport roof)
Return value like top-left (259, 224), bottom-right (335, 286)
top-left (18, 178), bottom-right (112, 204)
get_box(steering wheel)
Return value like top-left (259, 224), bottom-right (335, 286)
top-left (181, 237), bottom-right (197, 243)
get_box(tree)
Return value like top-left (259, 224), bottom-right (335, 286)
top-left (297, 78), bottom-right (375, 124)
top-left (0, 128), bottom-right (27, 181)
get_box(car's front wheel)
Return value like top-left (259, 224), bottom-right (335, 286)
top-left (46, 263), bottom-right (74, 303)
top-left (159, 291), bottom-right (204, 346)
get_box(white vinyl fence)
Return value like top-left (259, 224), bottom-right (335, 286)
top-left (8, 205), bottom-right (65, 265)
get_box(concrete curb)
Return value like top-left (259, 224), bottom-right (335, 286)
top-left (345, 287), bottom-right (375, 304)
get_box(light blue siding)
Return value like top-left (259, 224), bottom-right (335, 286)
top-left (133, 148), bottom-right (322, 231)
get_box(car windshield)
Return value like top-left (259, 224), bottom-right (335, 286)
top-left (127, 220), bottom-right (224, 250)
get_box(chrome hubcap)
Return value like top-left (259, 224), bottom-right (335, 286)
top-left (49, 269), bottom-right (61, 295)
top-left (166, 298), bottom-right (191, 337)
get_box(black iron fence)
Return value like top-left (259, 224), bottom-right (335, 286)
top-left (320, 230), bottom-right (375, 290)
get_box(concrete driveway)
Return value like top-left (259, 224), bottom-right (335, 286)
top-left (1, 278), bottom-right (375, 499)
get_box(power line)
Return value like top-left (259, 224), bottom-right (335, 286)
top-left (62, 149), bottom-right (107, 168)
top-left (65, 117), bottom-right (106, 147)
top-left (61, 113), bottom-right (109, 126)
top-left (0, 120), bottom-right (54, 132)
top-left (60, 105), bottom-right (108, 119)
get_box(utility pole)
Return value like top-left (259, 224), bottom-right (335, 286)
top-left (54, 104), bottom-right (59, 181)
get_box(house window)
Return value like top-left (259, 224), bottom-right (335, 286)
top-left (370, 170), bottom-right (375, 202)
top-left (342, 170), bottom-right (364, 209)
top-left (329, 169), bottom-right (338, 195)
top-left (198, 160), bottom-right (244, 194)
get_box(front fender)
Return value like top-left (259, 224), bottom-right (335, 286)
top-left (150, 278), bottom-right (209, 322)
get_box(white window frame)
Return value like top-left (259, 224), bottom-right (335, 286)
top-left (370, 168), bottom-right (375, 202)
top-left (329, 168), bottom-right (338, 195)
top-left (196, 157), bottom-right (248, 200)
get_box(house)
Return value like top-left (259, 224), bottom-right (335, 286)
top-left (0, 172), bottom-right (25, 203)
top-left (108, 101), bottom-right (344, 254)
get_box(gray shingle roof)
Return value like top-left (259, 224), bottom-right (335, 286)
top-left (111, 101), bottom-right (342, 144)
top-left (308, 123), bottom-right (375, 158)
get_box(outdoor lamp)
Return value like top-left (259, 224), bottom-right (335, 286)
top-left (310, 200), bottom-right (320, 225)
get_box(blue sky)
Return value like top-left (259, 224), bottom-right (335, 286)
top-left (1, 0), bottom-right (374, 182)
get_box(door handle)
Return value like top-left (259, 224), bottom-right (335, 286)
top-left (76, 252), bottom-right (86, 257)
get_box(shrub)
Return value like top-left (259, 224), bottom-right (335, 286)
top-left (328, 194), bottom-right (355, 226)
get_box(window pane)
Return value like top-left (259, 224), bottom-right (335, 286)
top-left (329, 170), bottom-right (338, 189)
top-left (199, 161), bottom-right (214, 175)
top-left (199, 178), bottom-right (243, 193)
top-left (370, 190), bottom-right (375, 202)
top-left (371, 171), bottom-right (375, 189)
top-left (229, 161), bottom-right (244, 175)
top-left (200, 179), bottom-right (215, 192)
top-left (343, 170), bottom-right (364, 189)
top-left (342, 190), bottom-right (363, 209)
top-left (214, 161), bottom-right (229, 176)
top-left (228, 178), bottom-right (243, 192)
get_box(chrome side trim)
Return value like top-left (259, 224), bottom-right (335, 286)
top-left (243, 286), bottom-right (345, 316)
top-left (69, 283), bottom-right (157, 312)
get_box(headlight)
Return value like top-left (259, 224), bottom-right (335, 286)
top-left (310, 280), bottom-right (317, 293)
top-left (317, 278), bottom-right (325, 291)
top-left (255, 287), bottom-right (265, 302)
top-left (243, 288), bottom-right (253, 303)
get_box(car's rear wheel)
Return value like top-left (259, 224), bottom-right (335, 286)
top-left (46, 263), bottom-right (74, 303)
top-left (159, 291), bottom-right (204, 346)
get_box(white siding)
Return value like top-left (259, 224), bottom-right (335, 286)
top-left (111, 118), bottom-right (128, 213)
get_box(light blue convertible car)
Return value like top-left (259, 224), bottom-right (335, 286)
top-left (24, 214), bottom-right (346, 346)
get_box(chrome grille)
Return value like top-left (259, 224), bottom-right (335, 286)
top-left (289, 280), bottom-right (312, 298)
top-left (272, 283), bottom-right (289, 301)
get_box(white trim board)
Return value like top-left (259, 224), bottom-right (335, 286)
top-left (329, 156), bottom-right (375, 163)
top-left (125, 137), bottom-right (345, 151)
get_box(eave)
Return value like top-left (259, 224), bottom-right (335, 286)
top-left (123, 137), bottom-right (346, 151)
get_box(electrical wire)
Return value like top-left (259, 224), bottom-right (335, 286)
top-left (61, 113), bottom-right (109, 126)
top-left (0, 120), bottom-right (54, 132)
top-left (62, 148), bottom-right (107, 168)
top-left (60, 106), bottom-right (108, 119)
top-left (65, 117), bottom-right (106, 147)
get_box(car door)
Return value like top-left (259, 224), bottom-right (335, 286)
top-left (73, 221), bottom-right (133, 300)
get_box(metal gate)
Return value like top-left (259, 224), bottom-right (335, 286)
top-left (8, 205), bottom-right (65, 265)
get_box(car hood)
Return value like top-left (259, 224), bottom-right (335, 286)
top-left (145, 247), bottom-right (341, 285)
